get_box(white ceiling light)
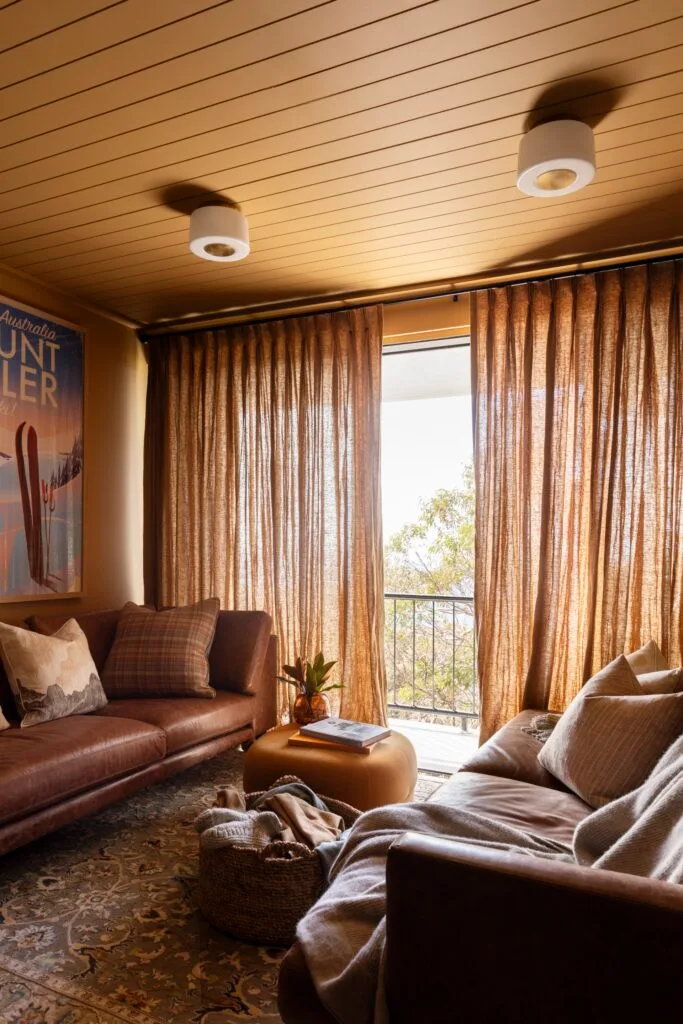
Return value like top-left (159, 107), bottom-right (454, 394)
top-left (517, 119), bottom-right (595, 198)
top-left (189, 204), bottom-right (250, 262)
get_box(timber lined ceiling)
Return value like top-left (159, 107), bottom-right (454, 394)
top-left (2, 0), bottom-right (683, 326)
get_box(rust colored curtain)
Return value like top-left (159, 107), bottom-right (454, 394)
top-left (144, 307), bottom-right (387, 725)
top-left (471, 262), bottom-right (683, 742)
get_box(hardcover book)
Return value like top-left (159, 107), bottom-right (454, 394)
top-left (287, 731), bottom-right (372, 755)
top-left (299, 717), bottom-right (391, 749)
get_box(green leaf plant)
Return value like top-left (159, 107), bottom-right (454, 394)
top-left (277, 652), bottom-right (343, 697)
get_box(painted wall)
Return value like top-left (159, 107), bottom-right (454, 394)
top-left (0, 265), bottom-right (146, 623)
top-left (383, 294), bottom-right (470, 345)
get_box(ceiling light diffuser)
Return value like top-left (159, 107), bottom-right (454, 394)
top-left (189, 205), bottom-right (250, 262)
top-left (517, 119), bottom-right (595, 198)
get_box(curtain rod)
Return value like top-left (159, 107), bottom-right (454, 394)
top-left (138, 241), bottom-right (683, 340)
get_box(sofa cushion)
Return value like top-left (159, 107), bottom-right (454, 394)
top-left (637, 668), bottom-right (683, 694)
top-left (459, 710), bottom-right (569, 791)
top-left (27, 608), bottom-right (122, 673)
top-left (538, 655), bottom-right (683, 807)
top-left (102, 599), bottom-right (220, 698)
top-left (626, 640), bottom-right (668, 675)
top-left (430, 772), bottom-right (591, 847)
top-left (0, 715), bottom-right (166, 825)
top-left (0, 619), bottom-right (107, 728)
top-left (95, 691), bottom-right (255, 754)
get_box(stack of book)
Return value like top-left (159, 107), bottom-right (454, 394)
top-left (288, 717), bottom-right (391, 755)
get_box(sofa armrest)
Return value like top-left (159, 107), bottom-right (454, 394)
top-left (386, 832), bottom-right (683, 1024)
top-left (209, 610), bottom-right (273, 694)
top-left (250, 633), bottom-right (277, 737)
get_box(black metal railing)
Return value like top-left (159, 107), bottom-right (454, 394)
top-left (384, 593), bottom-right (478, 731)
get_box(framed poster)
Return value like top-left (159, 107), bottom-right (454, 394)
top-left (0, 296), bottom-right (84, 601)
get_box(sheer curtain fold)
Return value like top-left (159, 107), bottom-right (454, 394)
top-left (144, 306), bottom-right (387, 725)
top-left (472, 262), bottom-right (683, 742)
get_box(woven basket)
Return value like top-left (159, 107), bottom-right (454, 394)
top-left (198, 774), bottom-right (361, 946)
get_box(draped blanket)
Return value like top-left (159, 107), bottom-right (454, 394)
top-left (298, 735), bottom-right (683, 1024)
top-left (297, 803), bottom-right (573, 1024)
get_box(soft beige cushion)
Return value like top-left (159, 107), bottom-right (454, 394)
top-left (102, 599), bottom-right (220, 699)
top-left (0, 620), bottom-right (107, 728)
top-left (625, 640), bottom-right (668, 675)
top-left (538, 655), bottom-right (683, 808)
top-left (636, 668), bottom-right (683, 695)
top-left (0, 706), bottom-right (8, 730)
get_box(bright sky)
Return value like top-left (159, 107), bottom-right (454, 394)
top-left (381, 345), bottom-right (473, 542)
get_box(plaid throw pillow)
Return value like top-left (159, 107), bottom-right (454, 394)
top-left (102, 599), bottom-right (220, 699)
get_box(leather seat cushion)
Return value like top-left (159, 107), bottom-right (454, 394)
top-left (429, 771), bottom-right (591, 846)
top-left (94, 690), bottom-right (256, 753)
top-left (460, 710), bottom-right (570, 791)
top-left (0, 715), bottom-right (166, 825)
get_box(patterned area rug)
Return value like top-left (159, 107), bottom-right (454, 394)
top-left (0, 750), bottom-right (445, 1023)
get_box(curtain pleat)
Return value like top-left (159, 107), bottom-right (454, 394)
top-left (144, 307), bottom-right (387, 725)
top-left (472, 262), bottom-right (683, 742)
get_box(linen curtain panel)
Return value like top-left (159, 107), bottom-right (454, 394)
top-left (144, 306), bottom-right (387, 725)
top-left (471, 262), bottom-right (683, 742)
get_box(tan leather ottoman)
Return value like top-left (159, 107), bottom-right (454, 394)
top-left (243, 724), bottom-right (418, 811)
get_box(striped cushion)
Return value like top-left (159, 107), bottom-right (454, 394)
top-left (102, 599), bottom-right (220, 698)
top-left (538, 655), bottom-right (683, 808)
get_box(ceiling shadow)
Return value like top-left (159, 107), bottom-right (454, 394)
top-left (490, 186), bottom-right (683, 272)
top-left (157, 183), bottom-right (241, 215)
top-left (523, 72), bottom-right (627, 133)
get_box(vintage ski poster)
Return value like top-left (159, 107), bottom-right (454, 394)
top-left (0, 296), bottom-right (84, 601)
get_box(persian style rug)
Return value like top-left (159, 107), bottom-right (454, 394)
top-left (0, 750), bottom-right (443, 1023)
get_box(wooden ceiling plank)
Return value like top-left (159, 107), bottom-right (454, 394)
top-left (1, 17), bottom-right (680, 219)
top-left (5, 87), bottom-right (683, 277)
top-left (14, 99), bottom-right (683, 277)
top-left (73, 166), bottom-right (683, 302)
top-left (0, 0), bottom-right (233, 88)
top-left (47, 139), bottom-right (683, 292)
top-left (0, 5), bottom-right (674, 201)
top-left (0, 0), bottom-right (470, 137)
top-left (120, 219), bottom-right (683, 320)
top-left (0, 0), bottom-right (667, 191)
top-left (0, 0), bottom-right (119, 51)
top-left (0, 0), bottom-right (633, 164)
top-left (3, 56), bottom-right (682, 247)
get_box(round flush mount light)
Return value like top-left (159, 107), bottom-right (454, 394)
top-left (517, 119), bottom-right (595, 198)
top-left (189, 204), bottom-right (250, 262)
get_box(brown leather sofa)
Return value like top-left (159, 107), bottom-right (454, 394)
top-left (0, 607), bottom-right (276, 857)
top-left (278, 709), bottom-right (683, 1023)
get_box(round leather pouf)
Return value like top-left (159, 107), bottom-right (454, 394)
top-left (243, 724), bottom-right (417, 811)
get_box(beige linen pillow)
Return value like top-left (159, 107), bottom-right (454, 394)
top-left (538, 655), bottom-right (683, 808)
top-left (102, 599), bottom-right (220, 698)
top-left (0, 620), bottom-right (107, 728)
top-left (625, 640), bottom-right (668, 675)
top-left (636, 668), bottom-right (683, 695)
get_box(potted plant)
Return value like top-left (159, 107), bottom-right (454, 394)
top-left (278, 652), bottom-right (341, 726)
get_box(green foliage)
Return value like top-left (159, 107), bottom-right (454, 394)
top-left (384, 463), bottom-right (474, 597)
top-left (278, 652), bottom-right (342, 697)
top-left (384, 464), bottom-right (477, 719)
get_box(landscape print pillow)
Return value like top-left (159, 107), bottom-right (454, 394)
top-left (0, 619), bottom-right (107, 727)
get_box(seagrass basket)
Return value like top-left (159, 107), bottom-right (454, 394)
top-left (198, 774), bottom-right (361, 946)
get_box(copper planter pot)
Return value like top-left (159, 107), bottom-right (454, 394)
top-left (292, 692), bottom-right (330, 726)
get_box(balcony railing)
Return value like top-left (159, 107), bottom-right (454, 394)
top-left (384, 593), bottom-right (478, 731)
